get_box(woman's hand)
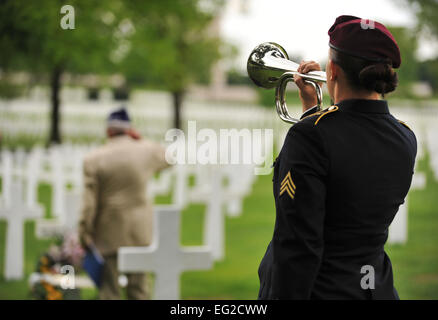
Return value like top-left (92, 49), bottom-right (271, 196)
top-left (295, 61), bottom-right (323, 112)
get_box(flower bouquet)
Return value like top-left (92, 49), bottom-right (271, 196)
top-left (30, 231), bottom-right (85, 300)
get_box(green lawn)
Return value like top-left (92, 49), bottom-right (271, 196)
top-left (0, 152), bottom-right (437, 299)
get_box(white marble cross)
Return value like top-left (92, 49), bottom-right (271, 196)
top-left (50, 147), bottom-right (66, 220)
top-left (203, 168), bottom-right (225, 261)
top-left (179, 165), bottom-right (228, 261)
top-left (64, 191), bottom-right (81, 231)
top-left (172, 165), bottom-right (189, 208)
top-left (388, 201), bottom-right (408, 244)
top-left (185, 164), bottom-right (254, 261)
top-left (118, 206), bottom-right (213, 300)
top-left (26, 147), bottom-right (43, 209)
top-left (0, 181), bottom-right (43, 280)
top-left (1, 150), bottom-right (13, 207)
top-left (388, 170), bottom-right (426, 244)
top-left (36, 191), bottom-right (81, 238)
top-left (222, 164), bottom-right (255, 218)
top-left (187, 165), bottom-right (211, 202)
top-left (147, 169), bottom-right (172, 200)
top-left (426, 127), bottom-right (438, 180)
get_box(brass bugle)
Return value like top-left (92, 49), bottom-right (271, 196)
top-left (247, 42), bottom-right (327, 124)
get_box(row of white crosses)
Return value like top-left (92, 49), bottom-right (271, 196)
top-left (0, 113), bottom-right (430, 296)
top-left (36, 145), bottom-right (89, 237)
top-left (23, 145), bottom-right (88, 238)
top-left (426, 125), bottom-right (438, 181)
top-left (0, 163), bottom-right (43, 280)
top-left (0, 97), bottom-right (277, 144)
top-left (119, 136), bottom-right (267, 299)
top-left (148, 162), bottom-right (258, 258)
top-left (14, 118), bottom-right (433, 296)
top-left (0, 145), bottom-right (93, 280)
top-left (1, 119), bottom-right (423, 295)
top-left (119, 164), bottom-right (258, 299)
top-left (0, 142), bottom-right (260, 298)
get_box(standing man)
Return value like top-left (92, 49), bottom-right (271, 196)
top-left (79, 107), bottom-right (169, 299)
top-left (258, 16), bottom-right (417, 299)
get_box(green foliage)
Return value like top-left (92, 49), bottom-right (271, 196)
top-left (385, 151), bottom-right (438, 299)
top-left (397, 1), bottom-right (438, 94)
top-left (118, 0), bottom-right (223, 93)
top-left (418, 58), bottom-right (438, 92)
top-left (0, 0), bottom-right (225, 88)
top-left (387, 27), bottom-right (419, 86)
top-left (405, 0), bottom-right (438, 37)
top-left (227, 69), bottom-right (252, 86)
top-left (0, 81), bottom-right (24, 99)
top-left (0, 0), bottom-right (119, 75)
top-left (0, 0), bottom-right (124, 142)
top-left (256, 87), bottom-right (276, 108)
top-left (0, 1), bottom-right (226, 132)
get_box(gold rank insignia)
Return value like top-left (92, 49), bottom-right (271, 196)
top-left (280, 171), bottom-right (296, 199)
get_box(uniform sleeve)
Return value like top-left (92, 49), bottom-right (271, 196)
top-left (78, 156), bottom-right (99, 248)
top-left (271, 121), bottom-right (329, 299)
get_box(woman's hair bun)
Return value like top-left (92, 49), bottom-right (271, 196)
top-left (358, 63), bottom-right (398, 94)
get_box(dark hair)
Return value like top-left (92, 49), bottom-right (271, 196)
top-left (330, 48), bottom-right (398, 96)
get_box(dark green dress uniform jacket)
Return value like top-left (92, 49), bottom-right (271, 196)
top-left (258, 99), bottom-right (417, 300)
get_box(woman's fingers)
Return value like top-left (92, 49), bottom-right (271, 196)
top-left (296, 60), bottom-right (323, 91)
top-left (295, 60), bottom-right (323, 112)
top-left (299, 61), bottom-right (321, 74)
top-left (294, 74), bottom-right (305, 89)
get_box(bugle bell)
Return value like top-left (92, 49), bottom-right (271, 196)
top-left (247, 42), bottom-right (327, 124)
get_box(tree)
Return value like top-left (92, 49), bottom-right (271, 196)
top-left (387, 27), bottom-right (419, 86)
top-left (418, 59), bottom-right (438, 91)
top-left (0, 0), bottom-right (225, 141)
top-left (404, 0), bottom-right (438, 37)
top-left (401, 0), bottom-right (438, 93)
top-left (119, 0), bottom-right (223, 129)
top-left (0, 0), bottom-right (120, 144)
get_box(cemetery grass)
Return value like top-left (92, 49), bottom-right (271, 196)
top-left (1, 155), bottom-right (438, 299)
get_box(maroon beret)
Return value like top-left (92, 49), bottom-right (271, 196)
top-left (328, 15), bottom-right (401, 68)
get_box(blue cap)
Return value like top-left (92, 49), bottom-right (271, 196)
top-left (107, 107), bottom-right (131, 129)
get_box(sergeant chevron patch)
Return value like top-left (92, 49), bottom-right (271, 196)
top-left (280, 171), bottom-right (296, 199)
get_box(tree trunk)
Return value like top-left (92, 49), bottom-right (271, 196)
top-left (172, 90), bottom-right (184, 130)
top-left (49, 66), bottom-right (62, 145)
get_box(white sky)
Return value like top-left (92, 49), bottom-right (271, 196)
top-left (220, 0), bottom-right (438, 71)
